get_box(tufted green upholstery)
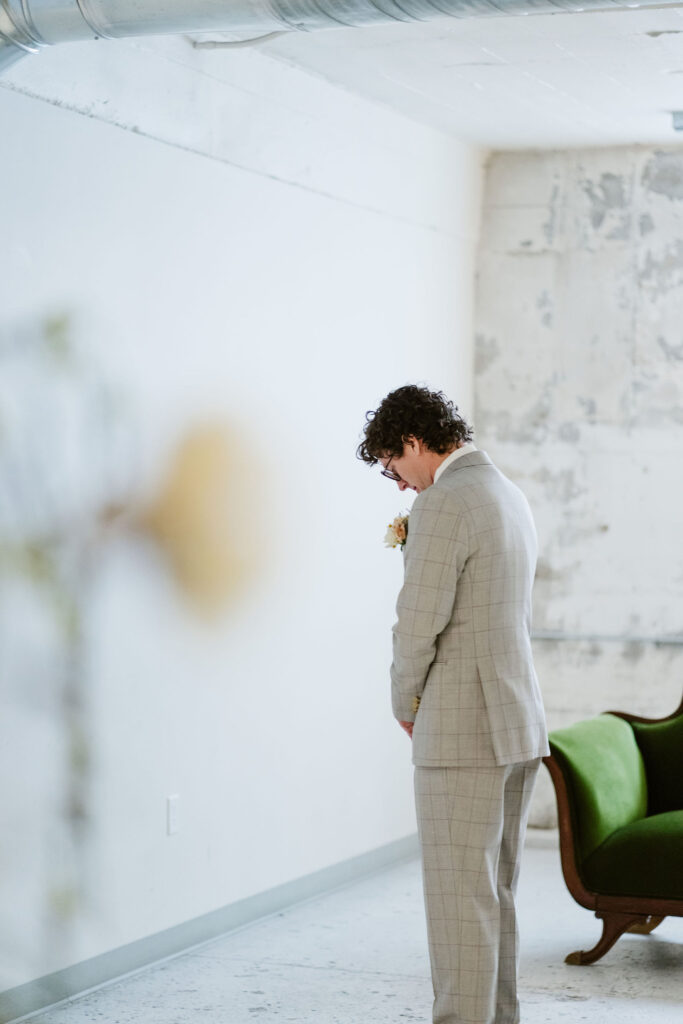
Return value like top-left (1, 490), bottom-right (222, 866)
top-left (549, 715), bottom-right (648, 863)
top-left (549, 708), bottom-right (683, 904)
top-left (582, 809), bottom-right (683, 899)
top-left (631, 714), bottom-right (683, 815)
top-left (546, 703), bottom-right (683, 963)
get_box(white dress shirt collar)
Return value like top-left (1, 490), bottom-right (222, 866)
top-left (433, 441), bottom-right (478, 484)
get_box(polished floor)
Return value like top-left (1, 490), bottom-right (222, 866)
top-left (22, 831), bottom-right (683, 1023)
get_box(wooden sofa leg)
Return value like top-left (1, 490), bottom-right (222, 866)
top-left (565, 912), bottom-right (649, 965)
top-left (628, 915), bottom-right (665, 935)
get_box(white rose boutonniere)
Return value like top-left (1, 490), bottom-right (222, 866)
top-left (384, 513), bottom-right (409, 549)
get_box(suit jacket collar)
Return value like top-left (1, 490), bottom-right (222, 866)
top-left (434, 450), bottom-right (492, 482)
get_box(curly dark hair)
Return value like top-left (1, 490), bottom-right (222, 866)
top-left (356, 384), bottom-right (473, 466)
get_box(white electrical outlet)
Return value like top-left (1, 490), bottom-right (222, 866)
top-left (166, 794), bottom-right (180, 835)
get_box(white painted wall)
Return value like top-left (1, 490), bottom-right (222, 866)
top-left (0, 36), bottom-right (483, 989)
top-left (474, 147), bottom-right (683, 825)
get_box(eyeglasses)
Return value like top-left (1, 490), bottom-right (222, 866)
top-left (380, 456), bottom-right (403, 483)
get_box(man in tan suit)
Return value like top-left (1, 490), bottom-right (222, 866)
top-left (357, 384), bottom-right (549, 1024)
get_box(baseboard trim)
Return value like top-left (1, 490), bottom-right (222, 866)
top-left (1, 833), bottom-right (419, 1024)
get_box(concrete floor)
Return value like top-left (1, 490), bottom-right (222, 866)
top-left (21, 831), bottom-right (683, 1023)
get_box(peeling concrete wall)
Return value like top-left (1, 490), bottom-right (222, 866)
top-left (475, 147), bottom-right (683, 825)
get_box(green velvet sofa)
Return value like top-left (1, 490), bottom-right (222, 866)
top-left (543, 693), bottom-right (683, 964)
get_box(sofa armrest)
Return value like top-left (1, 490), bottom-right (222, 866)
top-left (543, 754), bottom-right (596, 911)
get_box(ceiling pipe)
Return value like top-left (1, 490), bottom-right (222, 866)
top-left (0, 0), bottom-right (676, 74)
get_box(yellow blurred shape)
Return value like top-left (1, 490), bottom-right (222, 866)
top-left (139, 422), bottom-right (264, 617)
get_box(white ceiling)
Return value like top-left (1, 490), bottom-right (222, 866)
top-left (251, 7), bottom-right (683, 149)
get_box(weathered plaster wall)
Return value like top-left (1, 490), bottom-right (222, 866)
top-left (475, 147), bottom-right (683, 825)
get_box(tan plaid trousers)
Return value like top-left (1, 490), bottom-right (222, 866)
top-left (414, 759), bottom-right (541, 1024)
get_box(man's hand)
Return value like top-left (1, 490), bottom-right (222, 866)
top-left (399, 720), bottom-right (414, 738)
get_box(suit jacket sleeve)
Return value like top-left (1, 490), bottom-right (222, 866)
top-left (390, 486), bottom-right (470, 723)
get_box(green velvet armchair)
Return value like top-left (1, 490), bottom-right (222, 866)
top-left (543, 692), bottom-right (683, 964)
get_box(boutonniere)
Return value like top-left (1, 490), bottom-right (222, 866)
top-left (384, 513), bottom-right (409, 549)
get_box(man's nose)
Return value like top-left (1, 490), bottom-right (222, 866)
top-left (398, 480), bottom-right (409, 491)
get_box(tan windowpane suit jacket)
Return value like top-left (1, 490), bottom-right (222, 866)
top-left (390, 450), bottom-right (549, 767)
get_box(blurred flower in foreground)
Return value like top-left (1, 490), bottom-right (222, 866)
top-left (138, 423), bottom-right (265, 618)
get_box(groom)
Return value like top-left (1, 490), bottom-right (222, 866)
top-left (357, 384), bottom-right (549, 1024)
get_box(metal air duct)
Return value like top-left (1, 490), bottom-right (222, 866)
top-left (0, 0), bottom-right (677, 74)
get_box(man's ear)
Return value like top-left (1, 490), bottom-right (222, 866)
top-left (404, 435), bottom-right (418, 452)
